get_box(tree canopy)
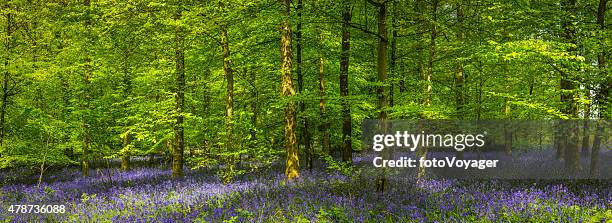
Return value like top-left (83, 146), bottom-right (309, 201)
top-left (0, 0), bottom-right (609, 180)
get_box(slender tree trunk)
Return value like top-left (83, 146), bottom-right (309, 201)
top-left (424, 0), bottom-right (437, 106)
top-left (220, 1), bottom-right (234, 173)
top-left (295, 0), bottom-right (312, 171)
top-left (590, 121), bottom-right (602, 176)
top-left (581, 103), bottom-right (590, 157)
top-left (0, 8), bottom-right (11, 147)
top-left (340, 0), bottom-right (352, 163)
top-left (417, 0), bottom-right (438, 180)
top-left (371, 0), bottom-right (389, 192)
top-left (315, 13), bottom-right (330, 156)
top-left (121, 51), bottom-right (132, 171)
top-left (415, 0), bottom-right (425, 89)
top-left (591, 0), bottom-right (607, 177)
top-left (318, 56), bottom-right (330, 155)
top-left (376, 1), bottom-right (388, 136)
top-left (318, 27), bottom-right (330, 155)
top-left (200, 69), bottom-right (211, 160)
top-left (0, 5), bottom-right (13, 147)
top-left (560, 0), bottom-right (578, 110)
top-left (81, 0), bottom-right (92, 177)
top-left (201, 69), bottom-right (211, 160)
top-left (554, 121), bottom-right (565, 159)
top-left (455, 2), bottom-right (465, 118)
top-left (562, 121), bottom-right (580, 172)
top-left (393, 2), bottom-right (404, 93)
top-left (560, 0), bottom-right (580, 172)
top-left (165, 137), bottom-right (173, 166)
top-left (281, 0), bottom-right (299, 180)
top-left (38, 135), bottom-right (50, 187)
top-left (390, 0), bottom-right (398, 106)
top-left (455, 1), bottom-right (466, 160)
top-left (38, 155), bottom-right (46, 187)
top-left (172, 8), bottom-right (185, 178)
top-left (503, 63), bottom-right (512, 156)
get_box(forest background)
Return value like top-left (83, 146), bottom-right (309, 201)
top-left (0, 0), bottom-right (609, 183)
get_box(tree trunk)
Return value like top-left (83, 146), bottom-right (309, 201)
top-left (503, 63), bottom-right (512, 156)
top-left (417, 0), bottom-right (438, 180)
top-left (172, 8), bottom-right (185, 178)
top-left (390, 0), bottom-right (398, 105)
top-left (38, 144), bottom-right (48, 188)
top-left (554, 121), bottom-right (565, 159)
top-left (424, 0), bottom-right (437, 106)
top-left (590, 121), bottom-right (603, 176)
top-left (220, 1), bottom-right (234, 172)
top-left (373, 0), bottom-right (389, 192)
top-left (81, 65), bottom-right (90, 177)
top-left (393, 2), bottom-right (404, 93)
top-left (560, 0), bottom-right (580, 172)
top-left (560, 0), bottom-right (578, 111)
top-left (281, 0), bottom-right (299, 180)
top-left (581, 103), bottom-right (590, 157)
top-left (591, 0), bottom-right (608, 177)
top-left (314, 1), bottom-right (330, 155)
top-left (415, 0), bottom-right (425, 89)
top-left (295, 0), bottom-right (312, 171)
top-left (0, 8), bottom-right (11, 147)
top-left (165, 137), bottom-right (173, 166)
top-left (81, 0), bottom-right (92, 177)
top-left (318, 48), bottom-right (330, 156)
top-left (340, 0), bottom-right (352, 163)
top-left (455, 1), bottom-right (465, 160)
top-left (121, 50), bottom-right (132, 171)
top-left (563, 121), bottom-right (580, 172)
top-left (455, 2), bottom-right (465, 118)
top-left (202, 69), bottom-right (211, 161)
top-left (376, 0), bottom-right (388, 141)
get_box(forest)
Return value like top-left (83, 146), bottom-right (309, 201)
top-left (0, 0), bottom-right (610, 222)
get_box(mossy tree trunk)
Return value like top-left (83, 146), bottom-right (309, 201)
top-left (281, 0), bottom-right (299, 180)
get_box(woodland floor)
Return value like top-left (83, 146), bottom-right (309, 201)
top-left (0, 157), bottom-right (611, 222)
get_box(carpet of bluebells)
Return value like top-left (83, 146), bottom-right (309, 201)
top-left (1, 158), bottom-right (611, 222)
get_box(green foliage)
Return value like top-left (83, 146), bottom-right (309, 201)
top-left (322, 155), bottom-right (359, 178)
top-left (0, 0), bottom-right (609, 182)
